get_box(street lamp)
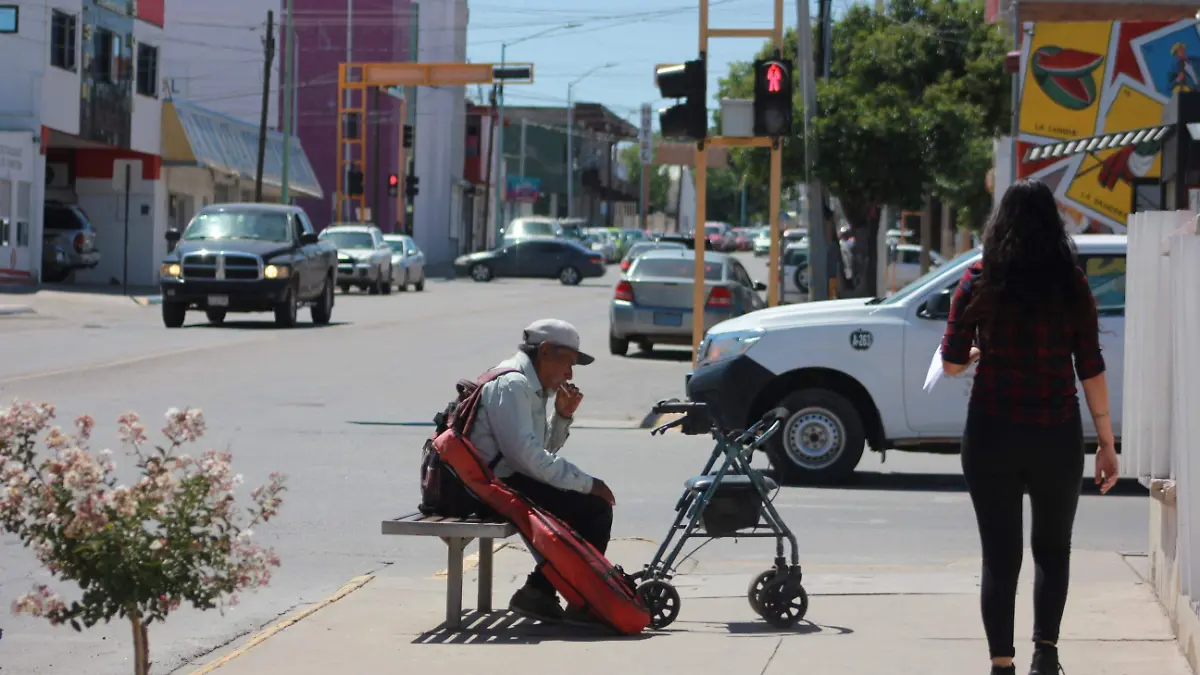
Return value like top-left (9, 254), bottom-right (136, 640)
top-left (566, 62), bottom-right (617, 219)
top-left (492, 22), bottom-right (580, 244)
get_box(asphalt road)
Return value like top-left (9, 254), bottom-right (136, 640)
top-left (0, 253), bottom-right (1148, 675)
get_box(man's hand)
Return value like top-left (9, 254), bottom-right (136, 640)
top-left (589, 478), bottom-right (615, 506)
top-left (556, 383), bottom-right (583, 418)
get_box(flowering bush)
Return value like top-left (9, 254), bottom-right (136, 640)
top-left (0, 401), bottom-right (286, 675)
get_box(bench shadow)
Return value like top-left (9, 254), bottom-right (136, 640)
top-left (725, 620), bottom-right (854, 637)
top-left (413, 610), bottom-right (654, 645)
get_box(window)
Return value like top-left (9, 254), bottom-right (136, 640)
top-left (521, 241), bottom-right (562, 256)
top-left (290, 215), bottom-right (304, 242)
top-left (50, 10), bottom-right (76, 71)
top-left (731, 262), bottom-right (753, 288)
top-left (136, 43), bottom-right (158, 97)
top-left (0, 6), bottom-right (17, 33)
top-left (94, 27), bottom-right (115, 81)
top-left (1080, 254), bottom-right (1126, 316)
top-left (900, 249), bottom-right (922, 265)
top-left (633, 257), bottom-right (723, 281)
top-left (783, 247), bottom-right (808, 267)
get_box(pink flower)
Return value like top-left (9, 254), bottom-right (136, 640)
top-left (11, 585), bottom-right (66, 622)
top-left (162, 408), bottom-right (206, 444)
top-left (74, 415), bottom-right (95, 440)
top-left (117, 412), bottom-right (148, 446)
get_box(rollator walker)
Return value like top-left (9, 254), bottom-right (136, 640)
top-left (633, 398), bottom-right (808, 629)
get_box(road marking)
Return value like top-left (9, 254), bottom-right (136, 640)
top-left (188, 574), bottom-right (375, 674)
top-left (0, 337), bottom-right (273, 386)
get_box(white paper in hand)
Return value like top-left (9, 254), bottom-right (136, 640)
top-left (923, 346), bottom-right (943, 393)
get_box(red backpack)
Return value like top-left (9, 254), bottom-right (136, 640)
top-left (430, 368), bottom-right (650, 634)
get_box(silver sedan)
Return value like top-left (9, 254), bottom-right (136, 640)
top-left (608, 248), bottom-right (767, 356)
top-left (383, 234), bottom-right (427, 291)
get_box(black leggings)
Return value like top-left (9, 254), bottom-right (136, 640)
top-left (499, 473), bottom-right (614, 596)
top-left (961, 411), bottom-right (1084, 659)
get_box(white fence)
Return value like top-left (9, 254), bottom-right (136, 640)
top-left (1124, 209), bottom-right (1200, 662)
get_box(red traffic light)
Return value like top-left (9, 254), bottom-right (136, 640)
top-left (388, 173), bottom-right (399, 186)
top-left (766, 63), bottom-right (783, 93)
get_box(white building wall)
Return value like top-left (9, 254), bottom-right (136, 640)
top-left (73, 160), bottom-right (162, 287)
top-left (0, 0), bottom-right (83, 135)
top-left (162, 0), bottom-right (278, 126)
top-left (413, 0), bottom-right (467, 272)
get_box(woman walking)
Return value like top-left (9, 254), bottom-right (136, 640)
top-left (940, 179), bottom-right (1121, 675)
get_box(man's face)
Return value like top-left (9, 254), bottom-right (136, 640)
top-left (535, 343), bottom-right (577, 390)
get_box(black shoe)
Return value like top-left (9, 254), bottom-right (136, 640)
top-left (991, 666), bottom-right (1016, 675)
top-left (508, 584), bottom-right (563, 623)
top-left (1030, 643), bottom-right (1062, 675)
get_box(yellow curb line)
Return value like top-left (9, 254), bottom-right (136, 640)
top-left (189, 574), bottom-right (375, 674)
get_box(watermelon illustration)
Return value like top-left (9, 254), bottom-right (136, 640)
top-left (1031, 45), bottom-right (1104, 111)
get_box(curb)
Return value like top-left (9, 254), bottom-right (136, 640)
top-left (0, 305), bottom-right (34, 317)
top-left (188, 574), bottom-right (375, 674)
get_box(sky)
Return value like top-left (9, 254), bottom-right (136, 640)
top-left (464, 0), bottom-right (856, 136)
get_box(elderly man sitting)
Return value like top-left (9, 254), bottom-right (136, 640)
top-left (470, 319), bottom-right (616, 625)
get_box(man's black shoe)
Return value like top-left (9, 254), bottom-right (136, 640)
top-left (508, 584), bottom-right (563, 623)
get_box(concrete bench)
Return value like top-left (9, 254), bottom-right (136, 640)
top-left (382, 512), bottom-right (518, 629)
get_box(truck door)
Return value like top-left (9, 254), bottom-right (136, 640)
top-left (902, 276), bottom-right (974, 436)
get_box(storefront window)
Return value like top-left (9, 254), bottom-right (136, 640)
top-left (15, 181), bottom-right (29, 246)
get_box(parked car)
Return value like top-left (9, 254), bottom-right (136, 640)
top-left (783, 228), bottom-right (808, 246)
top-left (383, 234), bottom-right (426, 291)
top-left (782, 243), bottom-right (809, 304)
top-left (558, 217), bottom-right (590, 242)
top-left (619, 240), bottom-right (686, 273)
top-left (752, 227), bottom-right (772, 256)
top-left (501, 216), bottom-right (562, 244)
top-left (585, 227), bottom-right (621, 263)
top-left (320, 224), bottom-right (395, 294)
top-left (158, 203), bottom-right (338, 328)
top-left (654, 232), bottom-right (715, 251)
top-left (41, 201), bottom-right (100, 282)
top-left (619, 228), bottom-right (649, 252)
top-left (729, 228), bottom-right (754, 251)
top-left (686, 234), bottom-right (1128, 485)
top-left (884, 243), bottom-right (946, 291)
top-left (704, 222), bottom-right (732, 251)
top-left (454, 238), bottom-right (606, 285)
top-left (609, 248), bottom-right (767, 356)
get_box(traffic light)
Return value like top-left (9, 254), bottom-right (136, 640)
top-left (347, 168), bottom-right (364, 196)
top-left (387, 173), bottom-right (399, 197)
top-left (753, 58), bottom-right (793, 137)
top-left (655, 58), bottom-right (707, 141)
top-left (403, 124), bottom-right (414, 149)
top-left (405, 175), bottom-right (419, 199)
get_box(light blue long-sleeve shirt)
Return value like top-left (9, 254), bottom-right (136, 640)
top-left (467, 351), bottom-right (594, 494)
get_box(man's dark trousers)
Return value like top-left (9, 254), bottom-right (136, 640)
top-left (501, 472), bottom-right (613, 597)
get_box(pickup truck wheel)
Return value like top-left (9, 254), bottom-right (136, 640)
top-left (274, 285), bottom-right (298, 328)
top-left (311, 276), bottom-right (334, 325)
top-left (470, 263), bottom-right (493, 282)
top-left (162, 302), bottom-right (187, 328)
top-left (205, 309), bottom-right (226, 325)
top-left (415, 274), bottom-right (425, 291)
top-left (766, 389), bottom-right (865, 485)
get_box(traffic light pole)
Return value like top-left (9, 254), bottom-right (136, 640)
top-left (688, 0), bottom-right (786, 364)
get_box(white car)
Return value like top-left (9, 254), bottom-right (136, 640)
top-left (884, 243), bottom-right (946, 292)
top-left (383, 234), bottom-right (427, 291)
top-left (686, 234), bottom-right (1127, 485)
top-left (320, 224), bottom-right (395, 294)
top-left (585, 228), bottom-right (620, 263)
top-left (782, 243), bottom-right (809, 304)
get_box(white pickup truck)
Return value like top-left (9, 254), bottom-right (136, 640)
top-left (685, 234), bottom-right (1127, 484)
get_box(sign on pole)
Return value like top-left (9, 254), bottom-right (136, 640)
top-left (639, 103), bottom-right (654, 165)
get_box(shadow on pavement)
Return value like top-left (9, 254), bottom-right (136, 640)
top-left (413, 610), bottom-right (653, 644)
top-left (623, 349), bottom-right (692, 362)
top-left (186, 321), bottom-right (351, 330)
top-left (725, 619), bottom-right (853, 636)
top-left (791, 471), bottom-right (1147, 497)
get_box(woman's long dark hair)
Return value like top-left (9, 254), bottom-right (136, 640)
top-left (961, 179), bottom-right (1092, 342)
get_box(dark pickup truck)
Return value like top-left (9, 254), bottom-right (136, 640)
top-left (159, 203), bottom-right (338, 328)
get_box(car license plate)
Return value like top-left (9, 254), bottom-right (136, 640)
top-left (654, 312), bottom-right (682, 327)
top-left (208, 295), bottom-right (229, 308)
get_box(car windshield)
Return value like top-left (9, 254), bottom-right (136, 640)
top-left (385, 238), bottom-right (409, 253)
top-left (183, 211), bottom-right (291, 242)
top-left (633, 257), bottom-right (723, 281)
top-left (511, 220), bottom-right (556, 237)
top-left (878, 247), bottom-right (981, 305)
top-left (321, 231), bottom-right (375, 249)
top-left (705, 225), bottom-right (723, 235)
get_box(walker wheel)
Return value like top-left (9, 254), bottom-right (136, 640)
top-left (759, 579), bottom-right (809, 628)
top-left (637, 580), bottom-right (681, 629)
top-left (748, 569), bottom-right (779, 617)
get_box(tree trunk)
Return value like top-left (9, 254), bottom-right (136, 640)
top-left (130, 614), bottom-right (150, 675)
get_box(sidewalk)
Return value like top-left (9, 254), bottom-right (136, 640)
top-left (180, 539), bottom-right (1192, 675)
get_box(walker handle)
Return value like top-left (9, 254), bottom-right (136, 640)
top-left (651, 398), bottom-right (708, 416)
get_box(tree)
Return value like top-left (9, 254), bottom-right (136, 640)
top-left (618, 142), bottom-right (671, 214)
top-left (620, 141), bottom-right (751, 225)
top-left (1, 402), bottom-right (286, 675)
top-left (717, 0), bottom-right (1009, 294)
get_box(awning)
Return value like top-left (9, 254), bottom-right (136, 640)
top-left (1023, 125), bottom-right (1175, 162)
top-left (161, 99), bottom-right (324, 200)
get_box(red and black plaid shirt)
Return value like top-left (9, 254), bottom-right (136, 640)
top-left (940, 261), bottom-right (1106, 427)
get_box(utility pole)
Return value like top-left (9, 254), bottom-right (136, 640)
top-left (799, 0), bottom-right (828, 300)
top-left (372, 87), bottom-right (381, 227)
top-left (280, 0), bottom-right (294, 204)
top-left (342, 0), bottom-right (354, 219)
top-left (254, 9), bottom-right (275, 203)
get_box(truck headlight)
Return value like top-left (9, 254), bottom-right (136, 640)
top-left (697, 328), bottom-right (764, 366)
top-left (264, 264), bottom-right (290, 279)
top-left (160, 263), bottom-right (181, 278)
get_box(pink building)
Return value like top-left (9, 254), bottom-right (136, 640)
top-left (282, 0), bottom-right (415, 231)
